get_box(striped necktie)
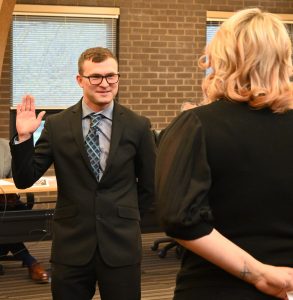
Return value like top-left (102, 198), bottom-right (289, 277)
top-left (85, 113), bottom-right (103, 181)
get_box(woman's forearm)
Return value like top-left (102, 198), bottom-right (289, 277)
top-left (177, 229), bottom-right (262, 283)
top-left (176, 229), bottom-right (293, 299)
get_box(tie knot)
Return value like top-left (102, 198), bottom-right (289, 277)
top-left (89, 113), bottom-right (103, 128)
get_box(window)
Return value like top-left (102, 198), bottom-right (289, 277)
top-left (206, 11), bottom-right (293, 49)
top-left (206, 13), bottom-right (293, 77)
top-left (11, 5), bottom-right (119, 108)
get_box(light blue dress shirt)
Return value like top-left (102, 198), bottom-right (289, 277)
top-left (82, 100), bottom-right (113, 179)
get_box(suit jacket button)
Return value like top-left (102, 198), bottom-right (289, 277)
top-left (96, 214), bottom-right (102, 221)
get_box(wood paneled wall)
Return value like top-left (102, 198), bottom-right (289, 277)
top-left (0, 0), bottom-right (15, 81)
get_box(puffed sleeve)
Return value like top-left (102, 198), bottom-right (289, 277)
top-left (156, 110), bottom-right (214, 240)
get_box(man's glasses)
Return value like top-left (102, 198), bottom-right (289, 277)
top-left (81, 73), bottom-right (120, 86)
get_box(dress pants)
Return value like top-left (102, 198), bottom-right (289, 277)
top-left (0, 199), bottom-right (36, 266)
top-left (51, 246), bottom-right (141, 300)
top-left (0, 242), bottom-right (32, 262)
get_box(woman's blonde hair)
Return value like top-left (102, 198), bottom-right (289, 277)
top-left (199, 8), bottom-right (293, 112)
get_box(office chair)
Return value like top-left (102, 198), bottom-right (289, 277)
top-left (0, 193), bottom-right (35, 275)
top-left (151, 236), bottom-right (184, 258)
top-left (150, 129), bottom-right (184, 259)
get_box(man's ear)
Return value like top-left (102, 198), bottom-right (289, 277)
top-left (76, 74), bottom-right (83, 87)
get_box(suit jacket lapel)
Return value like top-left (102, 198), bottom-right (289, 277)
top-left (102, 102), bottom-right (125, 180)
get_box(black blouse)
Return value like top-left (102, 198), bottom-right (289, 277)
top-left (156, 108), bottom-right (213, 240)
top-left (156, 99), bottom-right (293, 270)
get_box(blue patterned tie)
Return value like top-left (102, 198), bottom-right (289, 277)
top-left (85, 113), bottom-right (103, 181)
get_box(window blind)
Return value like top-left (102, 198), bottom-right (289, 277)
top-left (206, 21), bottom-right (221, 44)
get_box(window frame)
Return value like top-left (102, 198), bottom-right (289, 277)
top-left (207, 11), bottom-right (293, 23)
top-left (13, 4), bottom-right (120, 19)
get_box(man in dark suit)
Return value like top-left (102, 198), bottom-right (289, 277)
top-left (10, 47), bottom-right (156, 300)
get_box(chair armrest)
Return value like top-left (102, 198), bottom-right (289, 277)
top-left (25, 193), bottom-right (35, 209)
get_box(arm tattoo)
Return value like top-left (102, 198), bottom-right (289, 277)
top-left (240, 262), bottom-right (251, 280)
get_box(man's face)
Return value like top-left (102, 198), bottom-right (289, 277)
top-left (76, 57), bottom-right (119, 112)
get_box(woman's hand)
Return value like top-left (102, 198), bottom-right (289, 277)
top-left (251, 264), bottom-right (293, 299)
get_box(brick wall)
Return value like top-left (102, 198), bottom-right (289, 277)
top-left (119, 0), bottom-right (293, 129)
top-left (0, 0), bottom-right (292, 137)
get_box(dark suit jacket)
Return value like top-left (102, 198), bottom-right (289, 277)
top-left (10, 100), bottom-right (156, 267)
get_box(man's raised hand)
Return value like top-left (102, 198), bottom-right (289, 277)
top-left (16, 94), bottom-right (46, 142)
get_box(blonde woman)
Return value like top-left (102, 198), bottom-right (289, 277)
top-left (156, 8), bottom-right (293, 300)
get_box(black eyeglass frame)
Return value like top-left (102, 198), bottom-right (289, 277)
top-left (81, 73), bottom-right (120, 85)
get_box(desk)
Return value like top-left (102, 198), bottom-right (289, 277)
top-left (0, 176), bottom-right (57, 243)
top-left (0, 176), bottom-right (57, 194)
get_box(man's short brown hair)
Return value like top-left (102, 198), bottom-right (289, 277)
top-left (78, 47), bottom-right (117, 75)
